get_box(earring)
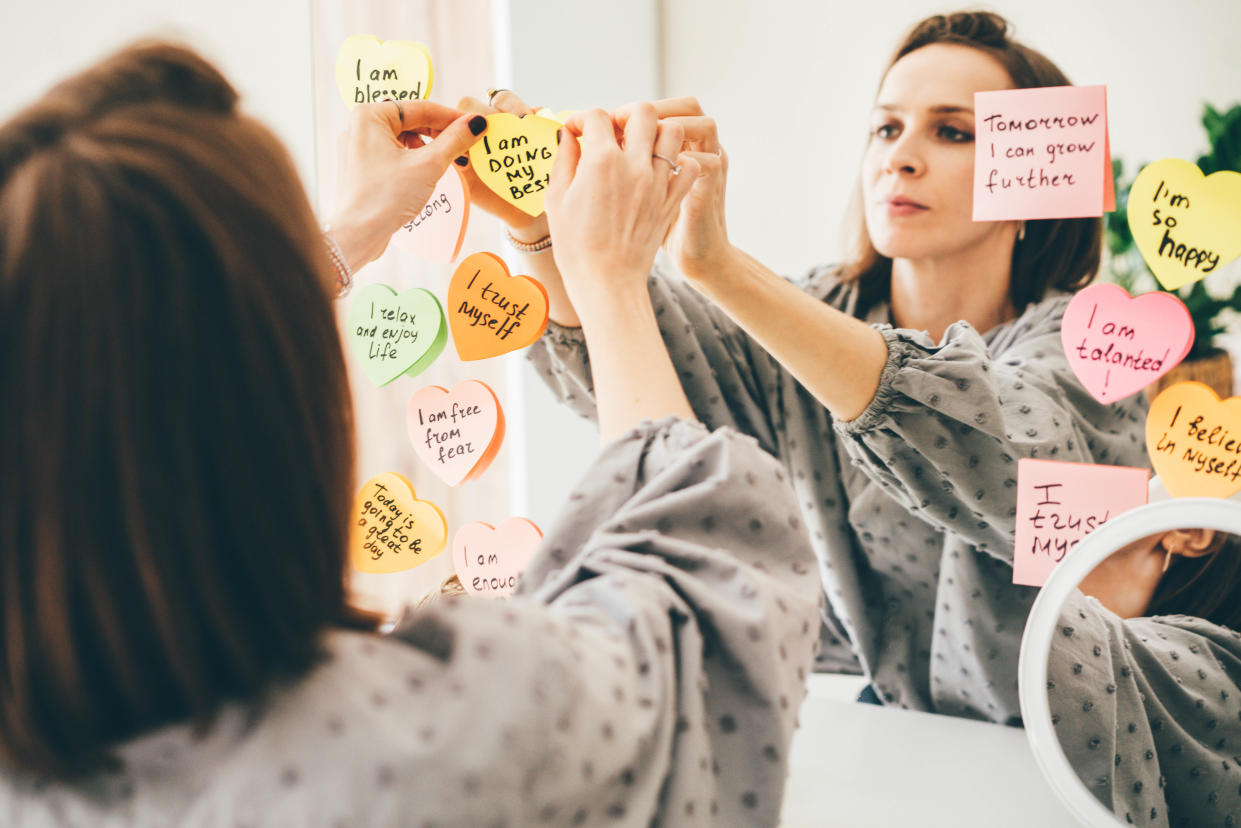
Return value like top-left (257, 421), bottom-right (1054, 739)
top-left (1017, 222), bottom-right (1027, 242)
top-left (1162, 546), bottom-right (1177, 573)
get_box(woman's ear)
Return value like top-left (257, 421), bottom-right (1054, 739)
top-left (1160, 528), bottom-right (1220, 560)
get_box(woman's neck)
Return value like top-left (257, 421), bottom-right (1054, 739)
top-left (888, 242), bottom-right (1017, 342)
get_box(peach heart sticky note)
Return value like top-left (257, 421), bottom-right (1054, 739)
top-left (1012, 458), bottom-right (1148, 587)
top-left (1061, 283), bottom-right (1193, 403)
top-left (1128, 159), bottom-right (1241, 290)
top-left (447, 252), bottom-right (549, 360)
top-left (407, 380), bottom-right (505, 486)
top-left (393, 165), bottom-right (470, 263)
top-left (452, 518), bottom-right (543, 597)
top-left (335, 35), bottom-right (433, 109)
top-left (467, 113), bottom-right (560, 216)
top-left (350, 473), bottom-right (448, 574)
top-left (348, 284), bottom-right (447, 386)
top-left (1147, 381), bottom-right (1241, 499)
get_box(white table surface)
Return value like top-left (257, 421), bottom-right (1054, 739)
top-left (780, 675), bottom-right (1080, 827)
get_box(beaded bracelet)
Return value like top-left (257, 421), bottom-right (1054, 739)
top-left (322, 228), bottom-right (353, 298)
top-left (505, 228), bottom-right (553, 253)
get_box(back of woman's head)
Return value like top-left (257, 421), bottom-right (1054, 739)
top-left (0, 42), bottom-right (357, 777)
top-left (847, 11), bottom-right (1103, 314)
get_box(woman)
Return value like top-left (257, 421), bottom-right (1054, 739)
top-left (475, 11), bottom-right (1150, 723)
top-left (1048, 525), bottom-right (1241, 826)
top-left (0, 43), bottom-right (820, 826)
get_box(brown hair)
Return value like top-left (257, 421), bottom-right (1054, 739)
top-left (843, 11), bottom-right (1103, 316)
top-left (0, 42), bottom-right (368, 777)
top-left (1148, 533), bottom-right (1241, 630)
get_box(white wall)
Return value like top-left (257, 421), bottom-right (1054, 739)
top-left (0, 0), bottom-right (317, 190)
top-left (660, 0), bottom-right (1241, 277)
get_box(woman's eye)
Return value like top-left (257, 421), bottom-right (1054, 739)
top-left (874, 123), bottom-right (899, 139)
top-left (939, 125), bottom-right (973, 143)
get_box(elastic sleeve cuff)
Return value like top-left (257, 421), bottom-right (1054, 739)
top-left (834, 324), bottom-right (914, 436)
top-left (543, 318), bottom-right (587, 348)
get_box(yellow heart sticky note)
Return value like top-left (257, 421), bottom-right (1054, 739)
top-left (1147, 381), bottom-right (1241, 499)
top-left (349, 473), bottom-right (447, 574)
top-left (335, 35), bottom-right (433, 110)
top-left (468, 113), bottom-right (560, 216)
top-left (1127, 158), bottom-right (1241, 291)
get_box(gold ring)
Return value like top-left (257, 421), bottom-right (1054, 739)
top-left (487, 88), bottom-right (512, 106)
top-left (652, 153), bottom-right (681, 175)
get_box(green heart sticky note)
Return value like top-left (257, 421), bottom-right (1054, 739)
top-left (348, 284), bottom-right (446, 386)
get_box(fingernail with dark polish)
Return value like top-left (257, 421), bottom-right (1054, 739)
top-left (455, 155), bottom-right (469, 166)
top-left (468, 115), bottom-right (487, 135)
top-left (556, 129), bottom-right (562, 145)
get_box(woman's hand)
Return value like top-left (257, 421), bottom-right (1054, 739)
top-left (546, 105), bottom-right (699, 317)
top-left (326, 101), bottom-right (487, 272)
top-left (455, 90), bottom-right (549, 241)
top-left (644, 97), bottom-right (736, 283)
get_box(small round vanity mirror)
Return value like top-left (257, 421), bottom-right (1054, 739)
top-left (1019, 488), bottom-right (1241, 827)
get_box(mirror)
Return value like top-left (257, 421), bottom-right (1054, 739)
top-left (1019, 492), bottom-right (1241, 827)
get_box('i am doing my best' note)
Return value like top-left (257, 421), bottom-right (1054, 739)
top-left (973, 85), bottom-right (1114, 221)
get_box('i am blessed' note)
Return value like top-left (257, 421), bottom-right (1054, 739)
top-left (334, 36), bottom-right (433, 109)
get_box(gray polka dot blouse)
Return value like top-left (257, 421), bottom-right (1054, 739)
top-left (528, 264), bottom-right (1149, 723)
top-left (0, 419), bottom-right (821, 827)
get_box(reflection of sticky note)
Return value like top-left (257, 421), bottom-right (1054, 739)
top-left (452, 518), bottom-right (543, 597)
top-left (1061, 283), bottom-right (1193, 403)
top-left (393, 165), bottom-right (470, 263)
top-left (335, 35), bottom-right (433, 110)
top-left (347, 284), bottom-right (446, 386)
top-left (350, 473), bottom-right (448, 574)
top-left (1127, 159), bottom-right (1241, 291)
top-left (407, 380), bottom-right (505, 486)
top-left (973, 85), bottom-right (1112, 221)
top-left (447, 252), bottom-right (549, 360)
top-left (1147, 382), bottom-right (1241, 498)
top-left (1012, 459), bottom-right (1149, 587)
top-left (467, 113), bottom-right (560, 216)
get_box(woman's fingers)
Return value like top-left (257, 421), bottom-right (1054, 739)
top-left (620, 102), bottom-right (658, 160)
top-left (489, 89), bottom-right (535, 116)
top-left (651, 120), bottom-right (685, 167)
top-left (577, 108), bottom-right (622, 153)
top-left (546, 127), bottom-right (580, 207)
top-left (660, 115), bottom-right (720, 153)
top-left (649, 96), bottom-right (705, 118)
top-left (665, 152), bottom-right (701, 209)
top-left (419, 112), bottom-right (488, 169)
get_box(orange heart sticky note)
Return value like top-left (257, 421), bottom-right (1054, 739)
top-left (1128, 159), bottom-right (1241, 290)
top-left (335, 35), bottom-right (433, 109)
top-left (393, 164), bottom-right (470, 264)
top-left (467, 113), bottom-right (560, 216)
top-left (452, 517), bottom-right (544, 597)
top-left (1147, 381), bottom-right (1241, 499)
top-left (350, 472), bottom-right (447, 574)
top-left (447, 252), bottom-right (549, 360)
top-left (407, 380), bottom-right (505, 486)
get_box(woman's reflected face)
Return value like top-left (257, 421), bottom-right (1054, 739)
top-left (862, 43), bottom-right (1014, 261)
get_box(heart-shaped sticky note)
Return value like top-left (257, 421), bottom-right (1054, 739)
top-left (1147, 381), bottom-right (1241, 499)
top-left (1127, 158), bottom-right (1241, 291)
top-left (392, 165), bottom-right (470, 263)
top-left (407, 380), bottom-right (505, 486)
top-left (447, 252), bottom-right (549, 360)
top-left (1061, 283), bottom-right (1193, 403)
top-left (348, 284), bottom-right (447, 386)
top-left (467, 113), bottom-right (560, 216)
top-left (335, 35), bottom-right (433, 110)
top-left (350, 472), bottom-right (448, 574)
top-left (452, 517), bottom-right (544, 597)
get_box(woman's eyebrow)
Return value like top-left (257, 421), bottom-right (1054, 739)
top-left (874, 103), bottom-right (974, 115)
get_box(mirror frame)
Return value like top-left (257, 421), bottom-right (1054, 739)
top-left (1017, 496), bottom-right (1241, 828)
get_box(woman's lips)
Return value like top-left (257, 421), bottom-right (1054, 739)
top-left (884, 196), bottom-right (929, 217)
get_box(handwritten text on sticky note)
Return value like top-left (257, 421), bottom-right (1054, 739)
top-left (1147, 381), bottom-right (1241, 499)
top-left (452, 518), bottom-right (543, 597)
top-left (1127, 159), bottom-right (1241, 291)
top-left (447, 252), bottom-right (549, 360)
top-left (407, 380), bottom-right (505, 486)
top-left (347, 284), bottom-right (446, 386)
top-left (974, 85), bottom-right (1112, 221)
top-left (393, 164), bottom-right (470, 264)
top-left (350, 473), bottom-right (448, 574)
top-left (1013, 458), bottom-right (1148, 587)
top-left (467, 113), bottom-right (560, 217)
top-left (334, 36), bottom-right (433, 109)
top-left (1061, 283), bottom-right (1193, 403)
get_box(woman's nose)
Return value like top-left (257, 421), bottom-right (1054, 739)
top-left (883, 133), bottom-right (924, 176)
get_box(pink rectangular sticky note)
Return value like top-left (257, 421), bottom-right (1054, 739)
top-left (973, 85), bottom-right (1110, 221)
top-left (1012, 458), bottom-right (1148, 587)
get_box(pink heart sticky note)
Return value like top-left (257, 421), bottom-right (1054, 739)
top-left (973, 85), bottom-right (1112, 221)
top-left (392, 164), bottom-right (470, 263)
top-left (452, 517), bottom-right (543, 597)
top-left (407, 380), bottom-right (504, 486)
top-left (1012, 459), bottom-right (1149, 587)
top-left (1061, 283), bottom-right (1193, 403)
